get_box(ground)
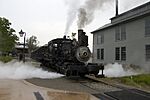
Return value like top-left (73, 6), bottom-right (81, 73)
top-left (0, 79), bottom-right (97, 100)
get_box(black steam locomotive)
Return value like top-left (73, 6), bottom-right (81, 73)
top-left (31, 30), bottom-right (104, 77)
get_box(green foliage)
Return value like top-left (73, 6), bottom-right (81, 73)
top-left (116, 74), bottom-right (150, 89)
top-left (132, 74), bottom-right (150, 85)
top-left (26, 35), bottom-right (39, 54)
top-left (0, 17), bottom-right (18, 53)
top-left (0, 56), bottom-right (13, 63)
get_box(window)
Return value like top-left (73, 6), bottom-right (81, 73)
top-left (97, 34), bottom-right (104, 44)
top-left (115, 47), bottom-right (120, 60)
top-left (115, 47), bottom-right (126, 61)
top-left (101, 48), bottom-right (104, 60)
top-left (115, 24), bottom-right (126, 41)
top-left (146, 45), bottom-right (150, 61)
top-left (121, 25), bottom-right (126, 40)
top-left (121, 47), bottom-right (126, 61)
top-left (145, 19), bottom-right (150, 36)
top-left (101, 34), bottom-right (104, 44)
top-left (115, 26), bottom-right (120, 41)
top-left (97, 48), bottom-right (104, 60)
top-left (97, 49), bottom-right (100, 59)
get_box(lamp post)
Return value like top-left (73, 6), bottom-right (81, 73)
top-left (19, 29), bottom-right (26, 63)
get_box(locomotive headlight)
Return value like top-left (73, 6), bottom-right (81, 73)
top-left (80, 51), bottom-right (88, 58)
top-left (83, 52), bottom-right (87, 57)
top-left (76, 47), bottom-right (91, 62)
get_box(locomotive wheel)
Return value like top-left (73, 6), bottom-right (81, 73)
top-left (79, 73), bottom-right (85, 77)
top-left (56, 67), bottom-right (61, 73)
top-left (94, 71), bottom-right (99, 77)
top-left (65, 70), bottom-right (71, 77)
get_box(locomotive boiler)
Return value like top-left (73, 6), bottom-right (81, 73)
top-left (31, 29), bottom-right (104, 77)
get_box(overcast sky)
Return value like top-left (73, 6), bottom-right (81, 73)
top-left (0, 0), bottom-right (149, 49)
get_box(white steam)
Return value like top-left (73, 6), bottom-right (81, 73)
top-left (64, 0), bottom-right (113, 34)
top-left (100, 63), bottom-right (142, 77)
top-left (0, 61), bottom-right (64, 80)
top-left (64, 0), bottom-right (81, 35)
top-left (77, 0), bottom-right (113, 29)
top-left (64, 0), bottom-right (149, 34)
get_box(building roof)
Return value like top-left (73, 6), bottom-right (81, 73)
top-left (91, 23), bottom-right (112, 33)
top-left (92, 1), bottom-right (150, 34)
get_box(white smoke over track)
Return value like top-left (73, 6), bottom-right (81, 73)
top-left (100, 63), bottom-right (143, 77)
top-left (0, 60), bottom-right (64, 80)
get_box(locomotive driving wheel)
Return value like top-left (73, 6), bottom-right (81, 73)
top-left (65, 69), bottom-right (71, 77)
top-left (79, 73), bottom-right (85, 77)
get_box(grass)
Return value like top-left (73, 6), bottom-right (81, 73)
top-left (0, 56), bottom-right (13, 63)
top-left (113, 74), bottom-right (150, 90)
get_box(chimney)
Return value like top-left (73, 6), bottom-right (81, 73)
top-left (63, 35), bottom-right (67, 39)
top-left (78, 29), bottom-right (88, 46)
top-left (78, 29), bottom-right (83, 40)
top-left (116, 0), bottom-right (118, 16)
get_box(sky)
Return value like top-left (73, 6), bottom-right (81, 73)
top-left (0, 0), bottom-right (150, 49)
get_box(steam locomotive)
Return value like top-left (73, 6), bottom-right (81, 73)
top-left (31, 29), bottom-right (104, 77)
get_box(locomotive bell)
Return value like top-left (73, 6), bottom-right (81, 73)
top-left (76, 47), bottom-right (91, 62)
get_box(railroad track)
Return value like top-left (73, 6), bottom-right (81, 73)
top-left (78, 75), bottom-right (150, 100)
top-left (26, 61), bottom-right (150, 100)
top-left (26, 75), bottom-right (150, 100)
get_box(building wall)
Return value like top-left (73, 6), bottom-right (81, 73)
top-left (93, 15), bottom-right (150, 71)
top-left (93, 27), bottom-right (114, 64)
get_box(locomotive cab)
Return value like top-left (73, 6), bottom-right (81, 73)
top-left (48, 37), bottom-right (75, 64)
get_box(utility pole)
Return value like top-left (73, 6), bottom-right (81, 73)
top-left (116, 0), bottom-right (119, 16)
top-left (19, 29), bottom-right (26, 63)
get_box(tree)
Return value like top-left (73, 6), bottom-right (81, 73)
top-left (0, 17), bottom-right (18, 54)
top-left (26, 35), bottom-right (39, 55)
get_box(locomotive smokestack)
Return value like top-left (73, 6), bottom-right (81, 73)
top-left (116, 0), bottom-right (119, 16)
top-left (78, 29), bottom-right (88, 46)
top-left (78, 29), bottom-right (84, 44)
top-left (63, 35), bottom-right (67, 39)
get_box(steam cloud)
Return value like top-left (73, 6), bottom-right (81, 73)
top-left (64, 0), bottom-right (149, 34)
top-left (100, 63), bottom-right (142, 77)
top-left (64, 0), bottom-right (113, 34)
top-left (64, 0), bottom-right (80, 35)
top-left (77, 0), bottom-right (112, 29)
top-left (0, 60), bottom-right (64, 80)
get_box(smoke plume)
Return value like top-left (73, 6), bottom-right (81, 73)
top-left (64, 0), bottom-right (113, 34)
top-left (0, 60), bottom-right (64, 80)
top-left (64, 0), bottom-right (80, 35)
top-left (64, 0), bottom-right (149, 33)
top-left (77, 0), bottom-right (112, 29)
